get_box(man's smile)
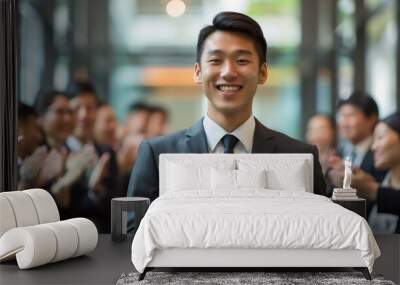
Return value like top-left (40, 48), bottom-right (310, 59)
top-left (215, 84), bottom-right (243, 92)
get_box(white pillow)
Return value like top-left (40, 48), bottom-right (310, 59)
top-left (238, 159), bottom-right (308, 192)
top-left (211, 168), bottom-right (267, 190)
top-left (236, 169), bottom-right (267, 189)
top-left (211, 168), bottom-right (236, 190)
top-left (166, 160), bottom-right (235, 192)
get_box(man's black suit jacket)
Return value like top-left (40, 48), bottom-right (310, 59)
top-left (127, 118), bottom-right (327, 200)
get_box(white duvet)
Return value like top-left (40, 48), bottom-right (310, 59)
top-left (131, 190), bottom-right (380, 273)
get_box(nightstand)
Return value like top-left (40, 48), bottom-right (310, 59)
top-left (331, 198), bottom-right (366, 219)
top-left (111, 197), bottom-right (150, 242)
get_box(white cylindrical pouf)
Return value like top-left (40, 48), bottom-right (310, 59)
top-left (65, 218), bottom-right (98, 257)
top-left (0, 226), bottom-right (57, 269)
top-left (1, 192), bottom-right (39, 227)
top-left (0, 196), bottom-right (17, 237)
top-left (42, 221), bottom-right (79, 262)
top-left (23, 189), bottom-right (60, 223)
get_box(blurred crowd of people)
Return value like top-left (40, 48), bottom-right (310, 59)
top-left (306, 92), bottom-right (400, 233)
top-left (17, 81), bottom-right (399, 234)
top-left (17, 80), bottom-right (168, 233)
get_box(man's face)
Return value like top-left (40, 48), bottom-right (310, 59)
top-left (306, 115), bottom-right (335, 149)
top-left (94, 106), bottom-right (118, 145)
top-left (126, 110), bottom-right (150, 137)
top-left (337, 104), bottom-right (377, 144)
top-left (194, 31), bottom-right (267, 117)
top-left (18, 115), bottom-right (43, 158)
top-left (43, 96), bottom-right (74, 144)
top-left (147, 112), bottom-right (167, 138)
top-left (70, 93), bottom-right (97, 142)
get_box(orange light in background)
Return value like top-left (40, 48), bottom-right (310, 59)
top-left (142, 67), bottom-right (196, 87)
top-left (266, 66), bottom-right (298, 87)
top-left (141, 66), bottom-right (298, 89)
top-left (166, 0), bottom-right (186, 18)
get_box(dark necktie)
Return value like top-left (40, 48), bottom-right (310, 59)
top-left (221, 134), bottom-right (239, 154)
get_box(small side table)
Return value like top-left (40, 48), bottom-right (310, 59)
top-left (331, 198), bottom-right (366, 219)
top-left (111, 197), bottom-right (150, 242)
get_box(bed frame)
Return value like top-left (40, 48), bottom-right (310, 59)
top-left (137, 154), bottom-right (372, 281)
top-left (138, 248), bottom-right (371, 280)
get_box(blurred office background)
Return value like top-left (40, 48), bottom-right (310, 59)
top-left (0, 0), bottom-right (395, 234)
top-left (18, 0), bottom-right (400, 139)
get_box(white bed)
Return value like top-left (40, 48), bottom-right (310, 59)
top-left (131, 154), bottom-right (380, 280)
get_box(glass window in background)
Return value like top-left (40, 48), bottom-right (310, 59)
top-left (366, 0), bottom-right (397, 117)
top-left (336, 0), bottom-right (357, 100)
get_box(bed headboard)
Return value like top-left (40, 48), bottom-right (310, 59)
top-left (159, 154), bottom-right (314, 196)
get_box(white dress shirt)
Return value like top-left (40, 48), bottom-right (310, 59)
top-left (202, 114), bottom-right (255, 154)
top-left (66, 136), bottom-right (85, 153)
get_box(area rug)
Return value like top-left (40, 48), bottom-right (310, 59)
top-left (116, 271), bottom-right (396, 285)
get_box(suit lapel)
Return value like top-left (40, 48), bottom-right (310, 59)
top-left (251, 119), bottom-right (276, 153)
top-left (184, 118), bottom-right (209, 153)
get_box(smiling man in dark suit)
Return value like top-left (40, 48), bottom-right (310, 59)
top-left (127, 11), bottom-right (327, 201)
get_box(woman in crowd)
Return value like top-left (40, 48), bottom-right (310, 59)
top-left (352, 112), bottom-right (400, 233)
top-left (306, 114), bottom-right (337, 174)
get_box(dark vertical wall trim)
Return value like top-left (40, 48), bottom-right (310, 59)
top-left (35, 0), bottom-right (56, 92)
top-left (354, 0), bottom-right (366, 92)
top-left (0, 0), bottom-right (18, 192)
top-left (331, 0), bottom-right (338, 113)
top-left (397, 0), bottom-right (400, 110)
top-left (300, 0), bottom-right (319, 138)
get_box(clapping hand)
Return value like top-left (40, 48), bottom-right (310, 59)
top-left (37, 147), bottom-right (67, 186)
top-left (327, 155), bottom-right (345, 187)
top-left (117, 134), bottom-right (144, 175)
top-left (19, 146), bottom-right (48, 185)
top-left (61, 145), bottom-right (97, 188)
top-left (88, 152), bottom-right (111, 193)
top-left (351, 168), bottom-right (379, 201)
top-left (51, 145), bottom-right (97, 207)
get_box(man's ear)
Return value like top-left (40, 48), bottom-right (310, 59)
top-left (193, 63), bottom-right (202, 84)
top-left (258, 63), bottom-right (268, 84)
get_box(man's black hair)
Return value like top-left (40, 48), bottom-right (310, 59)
top-left (316, 113), bottom-right (336, 130)
top-left (337, 91), bottom-right (379, 118)
top-left (18, 102), bottom-right (37, 123)
top-left (382, 112), bottom-right (400, 136)
top-left (128, 102), bottom-right (150, 113)
top-left (34, 90), bottom-right (68, 114)
top-left (149, 105), bottom-right (169, 121)
top-left (196, 11), bottom-right (267, 65)
top-left (66, 80), bottom-right (97, 102)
